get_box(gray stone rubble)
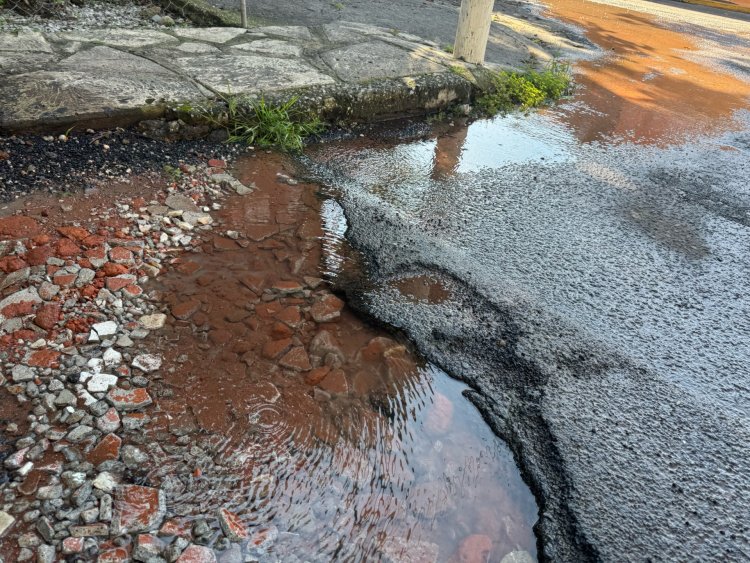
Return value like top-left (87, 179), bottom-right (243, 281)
top-left (0, 161), bottom-right (276, 561)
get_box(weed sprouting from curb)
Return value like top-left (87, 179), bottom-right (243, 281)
top-left (449, 64), bottom-right (473, 81)
top-left (201, 95), bottom-right (325, 153)
top-left (477, 60), bottom-right (573, 115)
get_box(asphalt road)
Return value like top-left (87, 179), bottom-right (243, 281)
top-left (298, 0), bottom-right (750, 560)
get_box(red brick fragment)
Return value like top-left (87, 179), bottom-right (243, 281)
top-left (88, 433), bottom-right (122, 465)
top-left (123, 285), bottom-right (142, 296)
top-left (55, 238), bottom-right (81, 258)
top-left (0, 255), bottom-right (27, 273)
top-left (1, 300), bottom-right (35, 318)
top-left (304, 366), bottom-right (331, 386)
top-left (176, 545), bottom-right (217, 563)
top-left (62, 537), bottom-right (84, 554)
top-left (111, 485), bottom-right (165, 534)
top-left (279, 347), bottom-right (311, 372)
top-left (102, 262), bottom-right (129, 276)
top-left (26, 349), bottom-right (61, 368)
top-left (106, 274), bottom-right (137, 291)
top-left (159, 518), bottom-right (192, 538)
top-left (25, 245), bottom-right (54, 266)
top-left (310, 294), bottom-right (345, 323)
top-left (98, 548), bottom-right (130, 563)
top-left (172, 299), bottom-right (201, 320)
top-left (53, 274), bottom-right (77, 287)
top-left (65, 317), bottom-right (92, 333)
top-left (110, 247), bottom-right (134, 264)
top-left (32, 234), bottom-right (51, 245)
top-left (82, 234), bottom-right (106, 248)
top-left (0, 216), bottom-right (42, 239)
top-left (448, 534), bottom-right (493, 563)
top-left (57, 226), bottom-right (90, 241)
top-left (262, 338), bottom-right (292, 360)
top-left (34, 303), bottom-right (61, 330)
top-left (81, 285), bottom-right (99, 299)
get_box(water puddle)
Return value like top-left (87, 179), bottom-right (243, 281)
top-left (134, 154), bottom-right (538, 562)
top-left (391, 275), bottom-right (453, 305)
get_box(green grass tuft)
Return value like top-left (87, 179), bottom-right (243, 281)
top-left (442, 43), bottom-right (454, 54)
top-left (448, 64), bottom-right (473, 81)
top-left (477, 60), bottom-right (572, 115)
top-left (205, 95), bottom-right (325, 153)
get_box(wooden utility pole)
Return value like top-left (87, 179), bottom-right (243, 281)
top-left (453, 0), bottom-right (494, 64)
top-left (240, 0), bottom-right (248, 28)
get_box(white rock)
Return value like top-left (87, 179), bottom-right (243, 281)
top-left (102, 348), bottom-right (122, 367)
top-left (86, 358), bottom-right (104, 373)
top-left (91, 321), bottom-right (118, 338)
top-left (501, 551), bottom-right (535, 563)
top-left (86, 374), bottom-right (118, 393)
top-left (77, 388), bottom-right (98, 406)
top-left (92, 472), bottom-right (117, 493)
top-left (139, 314), bottom-right (166, 330)
top-left (116, 335), bottom-right (134, 348)
top-left (0, 510), bottom-right (15, 537)
top-left (11, 365), bottom-right (35, 383)
top-left (132, 354), bottom-right (162, 373)
top-left (18, 461), bottom-right (33, 478)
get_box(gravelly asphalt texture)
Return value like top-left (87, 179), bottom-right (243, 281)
top-left (0, 131), bottom-right (240, 202)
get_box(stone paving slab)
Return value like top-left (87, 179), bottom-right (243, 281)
top-left (0, 21), bottom-right (496, 133)
top-left (321, 40), bottom-right (447, 83)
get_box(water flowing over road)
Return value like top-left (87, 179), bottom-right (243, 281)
top-left (300, 0), bottom-right (750, 560)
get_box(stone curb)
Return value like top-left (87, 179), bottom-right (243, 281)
top-left (0, 22), bottom-right (497, 136)
top-left (3, 72), bottom-right (477, 136)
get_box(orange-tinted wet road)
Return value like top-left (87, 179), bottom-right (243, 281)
top-left (544, 0), bottom-right (750, 143)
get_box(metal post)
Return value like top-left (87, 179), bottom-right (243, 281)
top-left (240, 0), bottom-right (248, 28)
top-left (453, 0), bottom-right (494, 64)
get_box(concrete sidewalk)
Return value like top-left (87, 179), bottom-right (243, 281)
top-left (0, 21), bottom-right (538, 134)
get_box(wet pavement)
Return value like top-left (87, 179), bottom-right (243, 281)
top-left (298, 0), bottom-right (750, 560)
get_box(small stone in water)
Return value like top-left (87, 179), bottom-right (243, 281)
top-left (139, 314), bottom-right (166, 330)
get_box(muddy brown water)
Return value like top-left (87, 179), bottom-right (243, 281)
top-left (137, 154), bottom-right (537, 561)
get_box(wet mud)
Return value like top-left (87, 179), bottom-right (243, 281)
top-left (132, 154), bottom-right (538, 561)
